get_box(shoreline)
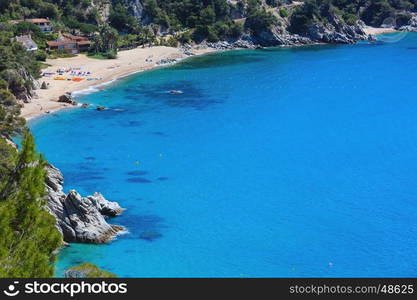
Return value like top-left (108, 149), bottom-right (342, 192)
top-left (363, 26), bottom-right (398, 35)
top-left (22, 28), bottom-right (398, 121)
top-left (22, 46), bottom-right (216, 120)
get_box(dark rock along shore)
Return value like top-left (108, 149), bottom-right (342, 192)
top-left (45, 164), bottom-right (125, 244)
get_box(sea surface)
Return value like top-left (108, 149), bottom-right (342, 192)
top-left (30, 33), bottom-right (417, 277)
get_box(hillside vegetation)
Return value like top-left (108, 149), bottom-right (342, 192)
top-left (0, 1), bottom-right (415, 48)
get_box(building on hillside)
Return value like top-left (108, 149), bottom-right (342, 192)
top-left (12, 18), bottom-right (54, 32)
top-left (46, 33), bottom-right (91, 54)
top-left (62, 33), bottom-right (91, 52)
top-left (15, 35), bottom-right (38, 51)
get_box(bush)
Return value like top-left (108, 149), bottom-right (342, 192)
top-left (0, 79), bottom-right (7, 90)
top-left (279, 8), bottom-right (289, 18)
top-left (13, 22), bottom-right (45, 40)
top-left (207, 26), bottom-right (220, 42)
top-left (289, 10), bottom-right (311, 33)
top-left (343, 13), bottom-right (358, 26)
top-left (178, 31), bottom-right (192, 44)
top-left (229, 21), bottom-right (243, 38)
top-left (48, 50), bottom-right (76, 59)
top-left (105, 50), bottom-right (117, 59)
top-left (34, 50), bottom-right (47, 62)
top-left (66, 263), bottom-right (117, 278)
top-left (79, 23), bottom-right (98, 34)
top-left (245, 9), bottom-right (277, 34)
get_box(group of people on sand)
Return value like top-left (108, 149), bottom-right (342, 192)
top-left (41, 67), bottom-right (103, 82)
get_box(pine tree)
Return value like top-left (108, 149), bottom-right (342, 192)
top-left (0, 132), bottom-right (62, 277)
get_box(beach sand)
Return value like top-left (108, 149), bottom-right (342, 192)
top-left (363, 26), bottom-right (397, 35)
top-left (22, 46), bottom-right (215, 120)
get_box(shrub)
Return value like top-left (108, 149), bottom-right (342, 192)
top-left (245, 9), bottom-right (277, 34)
top-left (178, 31), bottom-right (192, 44)
top-left (343, 13), bottom-right (358, 25)
top-left (279, 8), bottom-right (289, 18)
top-left (34, 50), bottom-right (47, 62)
top-left (66, 263), bottom-right (117, 278)
top-left (229, 21), bottom-right (243, 38)
top-left (105, 50), bottom-right (117, 59)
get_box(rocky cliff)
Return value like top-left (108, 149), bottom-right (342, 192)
top-left (45, 164), bottom-right (125, 244)
top-left (251, 8), bottom-right (371, 46)
top-left (398, 13), bottom-right (417, 32)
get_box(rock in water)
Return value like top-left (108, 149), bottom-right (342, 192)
top-left (86, 192), bottom-right (124, 217)
top-left (58, 93), bottom-right (77, 105)
top-left (65, 263), bottom-right (117, 278)
top-left (45, 164), bottom-right (125, 244)
top-left (63, 191), bottom-right (124, 243)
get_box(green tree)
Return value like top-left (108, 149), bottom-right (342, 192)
top-left (0, 132), bottom-right (62, 277)
top-left (91, 25), bottom-right (118, 58)
top-left (245, 8), bottom-right (277, 34)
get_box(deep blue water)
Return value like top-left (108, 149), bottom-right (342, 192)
top-left (30, 33), bottom-right (417, 277)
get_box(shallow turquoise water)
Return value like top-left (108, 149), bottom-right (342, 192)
top-left (30, 33), bottom-right (417, 277)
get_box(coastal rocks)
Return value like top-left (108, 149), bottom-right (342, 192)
top-left (305, 15), bottom-right (371, 44)
top-left (179, 44), bottom-right (195, 56)
top-left (21, 94), bottom-right (32, 103)
top-left (252, 28), bottom-right (311, 46)
top-left (168, 90), bottom-right (184, 95)
top-left (232, 39), bottom-right (260, 49)
top-left (206, 41), bottom-right (235, 50)
top-left (86, 192), bottom-right (124, 217)
top-left (45, 164), bottom-right (125, 244)
top-left (58, 93), bottom-right (77, 105)
top-left (40, 81), bottom-right (49, 90)
top-left (202, 39), bottom-right (259, 50)
top-left (64, 263), bottom-right (117, 278)
top-left (156, 58), bottom-right (178, 66)
top-left (398, 14), bottom-right (417, 32)
top-left (64, 269), bottom-right (89, 278)
top-left (247, 11), bottom-right (371, 47)
top-left (62, 191), bottom-right (124, 243)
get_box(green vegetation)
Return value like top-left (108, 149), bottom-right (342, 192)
top-left (0, 132), bottom-right (62, 277)
top-left (142, 0), bottom-right (244, 42)
top-left (279, 8), bottom-right (289, 18)
top-left (90, 25), bottom-right (118, 58)
top-left (290, 0), bottom-right (417, 33)
top-left (0, 18), bottom-right (61, 278)
top-left (245, 4), bottom-right (277, 35)
top-left (66, 263), bottom-right (117, 278)
top-left (0, 29), bottom-right (40, 137)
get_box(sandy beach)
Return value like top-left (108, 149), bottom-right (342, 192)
top-left (363, 26), bottom-right (398, 35)
top-left (22, 46), bottom-right (215, 120)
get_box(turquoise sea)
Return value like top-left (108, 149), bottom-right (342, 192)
top-left (30, 33), bottom-right (417, 277)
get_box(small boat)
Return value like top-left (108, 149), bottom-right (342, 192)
top-left (96, 106), bottom-right (107, 111)
top-left (168, 90), bottom-right (184, 95)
